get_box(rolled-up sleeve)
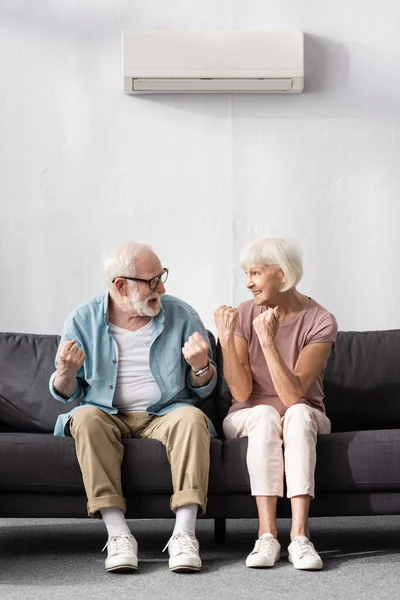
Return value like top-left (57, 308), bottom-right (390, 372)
top-left (48, 370), bottom-right (82, 403)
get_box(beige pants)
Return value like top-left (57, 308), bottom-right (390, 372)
top-left (70, 405), bottom-right (210, 518)
top-left (223, 403), bottom-right (331, 498)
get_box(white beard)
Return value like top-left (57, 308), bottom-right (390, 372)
top-left (127, 288), bottom-right (161, 317)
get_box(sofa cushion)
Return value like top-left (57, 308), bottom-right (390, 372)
top-left (219, 430), bottom-right (400, 494)
top-left (315, 429), bottom-right (400, 492)
top-left (0, 433), bottom-right (223, 494)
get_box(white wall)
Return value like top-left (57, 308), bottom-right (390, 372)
top-left (1, 0), bottom-right (399, 335)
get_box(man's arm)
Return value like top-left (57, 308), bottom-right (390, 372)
top-left (49, 323), bottom-right (86, 403)
top-left (183, 332), bottom-right (214, 388)
top-left (53, 340), bottom-right (86, 398)
top-left (183, 312), bottom-right (217, 395)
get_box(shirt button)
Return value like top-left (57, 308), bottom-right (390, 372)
top-left (109, 385), bottom-right (113, 390)
top-left (112, 359), bottom-right (117, 364)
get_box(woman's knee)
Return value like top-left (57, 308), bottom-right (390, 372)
top-left (246, 405), bottom-right (281, 433)
top-left (283, 404), bottom-right (317, 435)
top-left (247, 404), bottom-right (281, 425)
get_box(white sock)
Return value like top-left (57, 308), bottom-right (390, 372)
top-left (100, 508), bottom-right (132, 538)
top-left (173, 504), bottom-right (198, 537)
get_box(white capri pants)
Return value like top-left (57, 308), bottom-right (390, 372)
top-left (223, 403), bottom-right (331, 498)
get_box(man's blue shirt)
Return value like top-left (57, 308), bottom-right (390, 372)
top-left (49, 293), bottom-right (217, 436)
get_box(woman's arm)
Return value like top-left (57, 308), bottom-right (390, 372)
top-left (260, 340), bottom-right (333, 407)
top-left (222, 335), bottom-right (253, 402)
top-left (214, 305), bottom-right (253, 402)
top-left (253, 306), bottom-right (333, 406)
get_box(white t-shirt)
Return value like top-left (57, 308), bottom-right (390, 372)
top-left (108, 320), bottom-right (161, 412)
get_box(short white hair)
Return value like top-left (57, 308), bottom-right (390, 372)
top-left (103, 241), bottom-right (155, 289)
top-left (239, 237), bottom-right (303, 292)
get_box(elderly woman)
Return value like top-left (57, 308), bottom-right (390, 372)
top-left (214, 237), bottom-right (337, 571)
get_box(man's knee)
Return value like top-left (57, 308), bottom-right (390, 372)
top-left (171, 406), bottom-right (208, 430)
top-left (70, 406), bottom-right (108, 437)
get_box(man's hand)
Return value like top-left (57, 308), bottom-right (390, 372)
top-left (253, 307), bottom-right (280, 347)
top-left (214, 305), bottom-right (239, 346)
top-left (53, 340), bottom-right (86, 399)
top-left (182, 332), bottom-right (209, 373)
top-left (57, 340), bottom-right (86, 376)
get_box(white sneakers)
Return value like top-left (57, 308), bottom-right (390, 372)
top-left (103, 533), bottom-right (139, 572)
top-left (288, 536), bottom-right (323, 570)
top-left (246, 533), bottom-right (281, 567)
top-left (103, 531), bottom-right (201, 574)
top-left (163, 533), bottom-right (202, 572)
top-left (246, 533), bottom-right (323, 570)
top-left (102, 531), bottom-right (321, 573)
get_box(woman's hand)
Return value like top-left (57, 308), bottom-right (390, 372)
top-left (253, 307), bottom-right (280, 347)
top-left (214, 305), bottom-right (239, 346)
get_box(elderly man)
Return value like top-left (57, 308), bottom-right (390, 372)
top-left (49, 242), bottom-right (216, 573)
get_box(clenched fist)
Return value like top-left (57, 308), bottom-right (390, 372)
top-left (214, 305), bottom-right (239, 346)
top-left (57, 340), bottom-right (86, 376)
top-left (182, 332), bottom-right (209, 372)
top-left (253, 307), bottom-right (280, 347)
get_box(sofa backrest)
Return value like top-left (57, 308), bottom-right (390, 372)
top-left (323, 330), bottom-right (400, 432)
top-left (0, 330), bottom-right (219, 434)
top-left (2, 329), bottom-right (399, 435)
top-left (0, 332), bottom-right (81, 433)
top-left (216, 330), bottom-right (400, 433)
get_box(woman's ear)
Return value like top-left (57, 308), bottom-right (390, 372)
top-left (275, 268), bottom-right (286, 286)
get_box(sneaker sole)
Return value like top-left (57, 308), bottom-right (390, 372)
top-left (246, 554), bottom-right (280, 568)
top-left (106, 564), bottom-right (138, 573)
top-left (169, 565), bottom-right (202, 573)
top-left (288, 556), bottom-right (323, 570)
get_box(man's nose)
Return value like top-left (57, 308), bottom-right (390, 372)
top-left (156, 280), bottom-right (166, 294)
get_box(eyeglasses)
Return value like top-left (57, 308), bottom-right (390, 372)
top-left (112, 268), bottom-right (169, 291)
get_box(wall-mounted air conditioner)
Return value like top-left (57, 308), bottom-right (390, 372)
top-left (122, 30), bottom-right (304, 94)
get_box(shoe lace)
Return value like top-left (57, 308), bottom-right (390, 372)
top-left (293, 538), bottom-right (314, 558)
top-left (254, 536), bottom-right (276, 554)
top-left (102, 533), bottom-right (133, 554)
top-left (162, 533), bottom-right (197, 554)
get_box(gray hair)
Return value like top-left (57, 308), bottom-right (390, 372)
top-left (239, 237), bottom-right (303, 292)
top-left (103, 241), bottom-right (155, 289)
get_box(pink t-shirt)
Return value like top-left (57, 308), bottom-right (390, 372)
top-left (229, 298), bottom-right (338, 417)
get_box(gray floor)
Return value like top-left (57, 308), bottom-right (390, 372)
top-left (0, 516), bottom-right (399, 600)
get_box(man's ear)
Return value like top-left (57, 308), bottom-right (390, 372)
top-left (114, 278), bottom-right (128, 296)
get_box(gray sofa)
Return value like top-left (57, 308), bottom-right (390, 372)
top-left (0, 329), bottom-right (399, 542)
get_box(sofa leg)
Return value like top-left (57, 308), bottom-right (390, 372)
top-left (214, 518), bottom-right (226, 544)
